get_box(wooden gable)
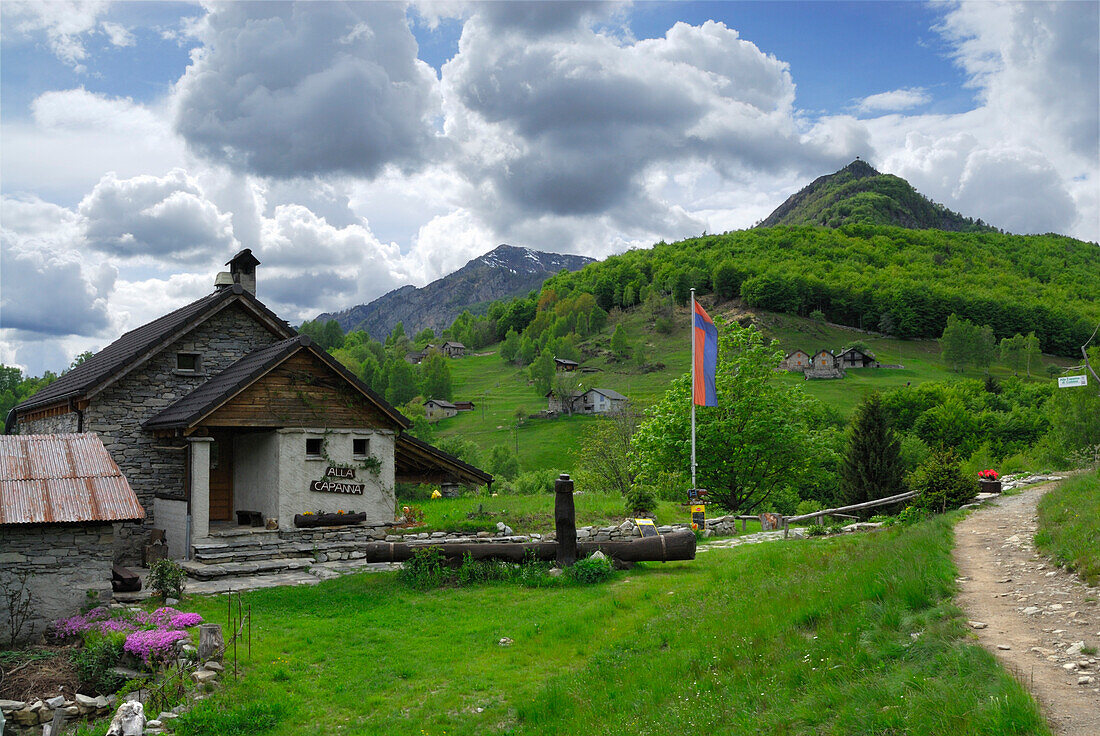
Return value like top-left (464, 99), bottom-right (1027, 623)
top-left (201, 351), bottom-right (396, 429)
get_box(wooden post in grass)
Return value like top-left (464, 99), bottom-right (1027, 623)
top-left (555, 473), bottom-right (577, 566)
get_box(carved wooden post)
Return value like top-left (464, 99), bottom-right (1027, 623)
top-left (554, 473), bottom-right (577, 566)
top-left (198, 623), bottom-right (224, 661)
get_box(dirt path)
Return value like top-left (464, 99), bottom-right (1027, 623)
top-left (954, 483), bottom-right (1100, 736)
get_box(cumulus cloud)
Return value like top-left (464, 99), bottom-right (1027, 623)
top-left (856, 88), bottom-right (931, 114)
top-left (174, 2), bottom-right (442, 179)
top-left (79, 169), bottom-right (238, 263)
top-left (99, 21), bottom-right (135, 48)
top-left (442, 16), bottom-right (855, 233)
top-left (0, 196), bottom-right (115, 337)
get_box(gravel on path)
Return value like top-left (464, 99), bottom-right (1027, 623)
top-left (954, 484), bottom-right (1100, 736)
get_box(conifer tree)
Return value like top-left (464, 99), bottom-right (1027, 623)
top-left (840, 392), bottom-right (904, 510)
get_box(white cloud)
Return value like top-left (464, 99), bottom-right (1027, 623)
top-left (2, 89), bottom-right (186, 203)
top-left (0, 195), bottom-right (115, 337)
top-left (100, 20), bottom-right (134, 47)
top-left (1, 0), bottom-right (109, 71)
top-left (856, 87), bottom-right (931, 114)
top-left (174, 2), bottom-right (442, 179)
top-left (79, 169), bottom-right (239, 263)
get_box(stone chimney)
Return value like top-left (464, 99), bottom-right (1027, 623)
top-left (226, 248), bottom-right (260, 296)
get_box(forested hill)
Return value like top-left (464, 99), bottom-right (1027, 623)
top-left (527, 225), bottom-right (1099, 358)
top-left (760, 160), bottom-right (995, 232)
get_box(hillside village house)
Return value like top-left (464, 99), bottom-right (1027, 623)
top-left (424, 399), bottom-right (458, 421)
top-left (440, 341), bottom-right (466, 358)
top-left (837, 346), bottom-right (878, 368)
top-left (7, 250), bottom-right (490, 562)
top-left (547, 388), bottom-right (629, 415)
top-left (554, 358), bottom-right (579, 372)
top-left (780, 349), bottom-right (811, 371)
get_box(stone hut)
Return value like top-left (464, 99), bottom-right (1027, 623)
top-left (424, 399), bottom-right (458, 421)
top-left (0, 433), bottom-right (144, 642)
top-left (554, 358), bottom-right (579, 372)
top-left (781, 349), bottom-right (811, 372)
top-left (441, 341), bottom-right (466, 358)
top-left (837, 347), bottom-right (877, 368)
top-left (805, 349), bottom-right (845, 379)
top-left (7, 250), bottom-right (491, 563)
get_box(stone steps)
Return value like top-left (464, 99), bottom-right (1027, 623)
top-left (181, 557), bottom-right (314, 580)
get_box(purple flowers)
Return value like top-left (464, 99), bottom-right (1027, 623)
top-left (124, 628), bottom-right (190, 665)
top-left (48, 605), bottom-right (204, 669)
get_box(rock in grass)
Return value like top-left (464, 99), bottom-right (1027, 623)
top-left (498, 637), bottom-right (513, 647)
top-left (968, 621), bottom-right (988, 629)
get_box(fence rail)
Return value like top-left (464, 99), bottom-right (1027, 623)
top-left (782, 490), bottom-right (917, 537)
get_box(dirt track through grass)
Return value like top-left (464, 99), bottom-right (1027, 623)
top-left (954, 483), bottom-right (1100, 735)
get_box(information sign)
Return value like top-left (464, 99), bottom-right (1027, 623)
top-left (1058, 375), bottom-right (1088, 388)
top-left (691, 504), bottom-right (705, 530)
top-left (634, 518), bottom-right (660, 538)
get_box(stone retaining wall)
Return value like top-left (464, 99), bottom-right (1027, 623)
top-left (0, 523), bottom-right (114, 644)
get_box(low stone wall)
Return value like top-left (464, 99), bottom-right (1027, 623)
top-left (0, 523), bottom-right (115, 644)
top-left (1, 693), bottom-right (116, 734)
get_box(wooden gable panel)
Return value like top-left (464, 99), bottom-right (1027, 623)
top-left (202, 352), bottom-right (393, 429)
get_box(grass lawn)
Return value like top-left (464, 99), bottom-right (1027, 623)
top-left (404, 492), bottom-right (714, 535)
top-left (172, 515), bottom-right (1047, 736)
top-left (1035, 469), bottom-right (1100, 586)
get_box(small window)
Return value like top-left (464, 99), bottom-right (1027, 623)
top-left (353, 438), bottom-right (368, 457)
top-left (176, 352), bottom-right (201, 373)
top-left (306, 438), bottom-right (323, 457)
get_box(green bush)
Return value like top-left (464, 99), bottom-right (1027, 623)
top-left (507, 469), bottom-right (558, 495)
top-left (71, 630), bottom-right (127, 694)
top-left (624, 485), bottom-right (656, 516)
top-left (148, 558), bottom-right (186, 601)
top-left (807, 524), bottom-right (828, 537)
top-left (399, 546), bottom-right (448, 589)
top-left (908, 450), bottom-right (978, 513)
top-left (567, 553), bottom-right (614, 584)
top-left (796, 499), bottom-right (823, 516)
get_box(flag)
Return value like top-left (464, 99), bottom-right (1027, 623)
top-left (693, 300), bottom-right (718, 406)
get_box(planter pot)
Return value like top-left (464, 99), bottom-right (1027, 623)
top-left (979, 479), bottom-right (1002, 494)
top-left (294, 512), bottom-right (366, 528)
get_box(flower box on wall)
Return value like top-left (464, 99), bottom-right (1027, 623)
top-left (293, 512), bottom-right (366, 528)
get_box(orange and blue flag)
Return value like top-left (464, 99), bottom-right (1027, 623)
top-left (693, 301), bottom-right (717, 406)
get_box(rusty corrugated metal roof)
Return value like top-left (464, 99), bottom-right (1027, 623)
top-left (0, 433), bottom-right (145, 525)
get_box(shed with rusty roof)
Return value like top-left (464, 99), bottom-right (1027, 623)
top-left (0, 433), bottom-right (144, 643)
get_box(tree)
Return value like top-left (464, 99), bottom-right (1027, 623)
top-left (1023, 332), bottom-right (1042, 377)
top-left (517, 335), bottom-right (536, 366)
top-left (529, 351), bottom-right (556, 396)
top-left (550, 371), bottom-right (583, 415)
top-left (358, 356), bottom-right (382, 394)
top-left (839, 393), bottom-right (904, 511)
top-left (69, 351), bottom-right (94, 370)
top-left (940, 313), bottom-right (972, 371)
top-left (486, 445), bottom-right (519, 481)
top-left (631, 322), bottom-right (833, 513)
top-left (575, 407), bottom-right (640, 496)
top-left (413, 328), bottom-right (435, 347)
top-left (1000, 333), bottom-right (1027, 375)
top-left (420, 351), bottom-right (453, 401)
top-left (712, 261), bottom-right (743, 300)
top-left (973, 324), bottom-right (996, 369)
top-left (499, 329), bottom-right (520, 363)
top-left (908, 449), bottom-right (978, 513)
top-left (384, 359), bottom-right (418, 406)
top-left (610, 324), bottom-right (631, 359)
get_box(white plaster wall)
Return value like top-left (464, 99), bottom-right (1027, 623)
top-left (275, 428), bottom-right (395, 528)
top-left (233, 431), bottom-right (279, 520)
top-left (152, 498), bottom-right (189, 559)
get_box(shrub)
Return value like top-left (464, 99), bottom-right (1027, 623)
top-left (807, 524), bottom-right (828, 537)
top-left (509, 469), bottom-right (558, 495)
top-left (400, 546), bottom-right (448, 589)
top-left (796, 499), bottom-right (823, 516)
top-left (908, 450), bottom-right (979, 513)
top-left (71, 630), bottom-right (127, 694)
top-left (148, 558), bottom-right (186, 601)
top-left (568, 553), bottom-right (614, 584)
top-left (624, 485), bottom-right (656, 516)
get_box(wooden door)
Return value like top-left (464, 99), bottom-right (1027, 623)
top-left (208, 432), bottom-right (234, 521)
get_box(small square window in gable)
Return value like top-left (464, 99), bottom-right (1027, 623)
top-left (353, 438), bottom-right (369, 457)
top-left (176, 352), bottom-right (202, 373)
top-left (306, 438), bottom-right (323, 457)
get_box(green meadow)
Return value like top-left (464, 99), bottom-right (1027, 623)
top-left (167, 515), bottom-right (1047, 736)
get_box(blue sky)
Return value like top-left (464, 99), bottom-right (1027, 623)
top-left (1, 1), bottom-right (1097, 375)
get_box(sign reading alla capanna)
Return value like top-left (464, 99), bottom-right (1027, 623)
top-left (310, 478), bottom-right (364, 495)
top-left (325, 466), bottom-right (356, 479)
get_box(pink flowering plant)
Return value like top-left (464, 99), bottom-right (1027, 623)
top-left (49, 605), bottom-right (204, 671)
top-left (978, 469), bottom-right (1000, 481)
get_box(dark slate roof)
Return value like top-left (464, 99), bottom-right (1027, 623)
top-left (144, 335), bottom-right (410, 431)
top-left (554, 357), bottom-right (579, 365)
top-left (11, 285), bottom-right (293, 416)
top-left (587, 388), bottom-right (628, 402)
top-left (425, 399), bottom-right (457, 409)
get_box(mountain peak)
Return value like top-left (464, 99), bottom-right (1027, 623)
top-left (315, 245), bottom-right (595, 339)
top-left (760, 160), bottom-right (994, 232)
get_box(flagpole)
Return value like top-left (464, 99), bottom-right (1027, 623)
top-left (690, 288), bottom-right (697, 490)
